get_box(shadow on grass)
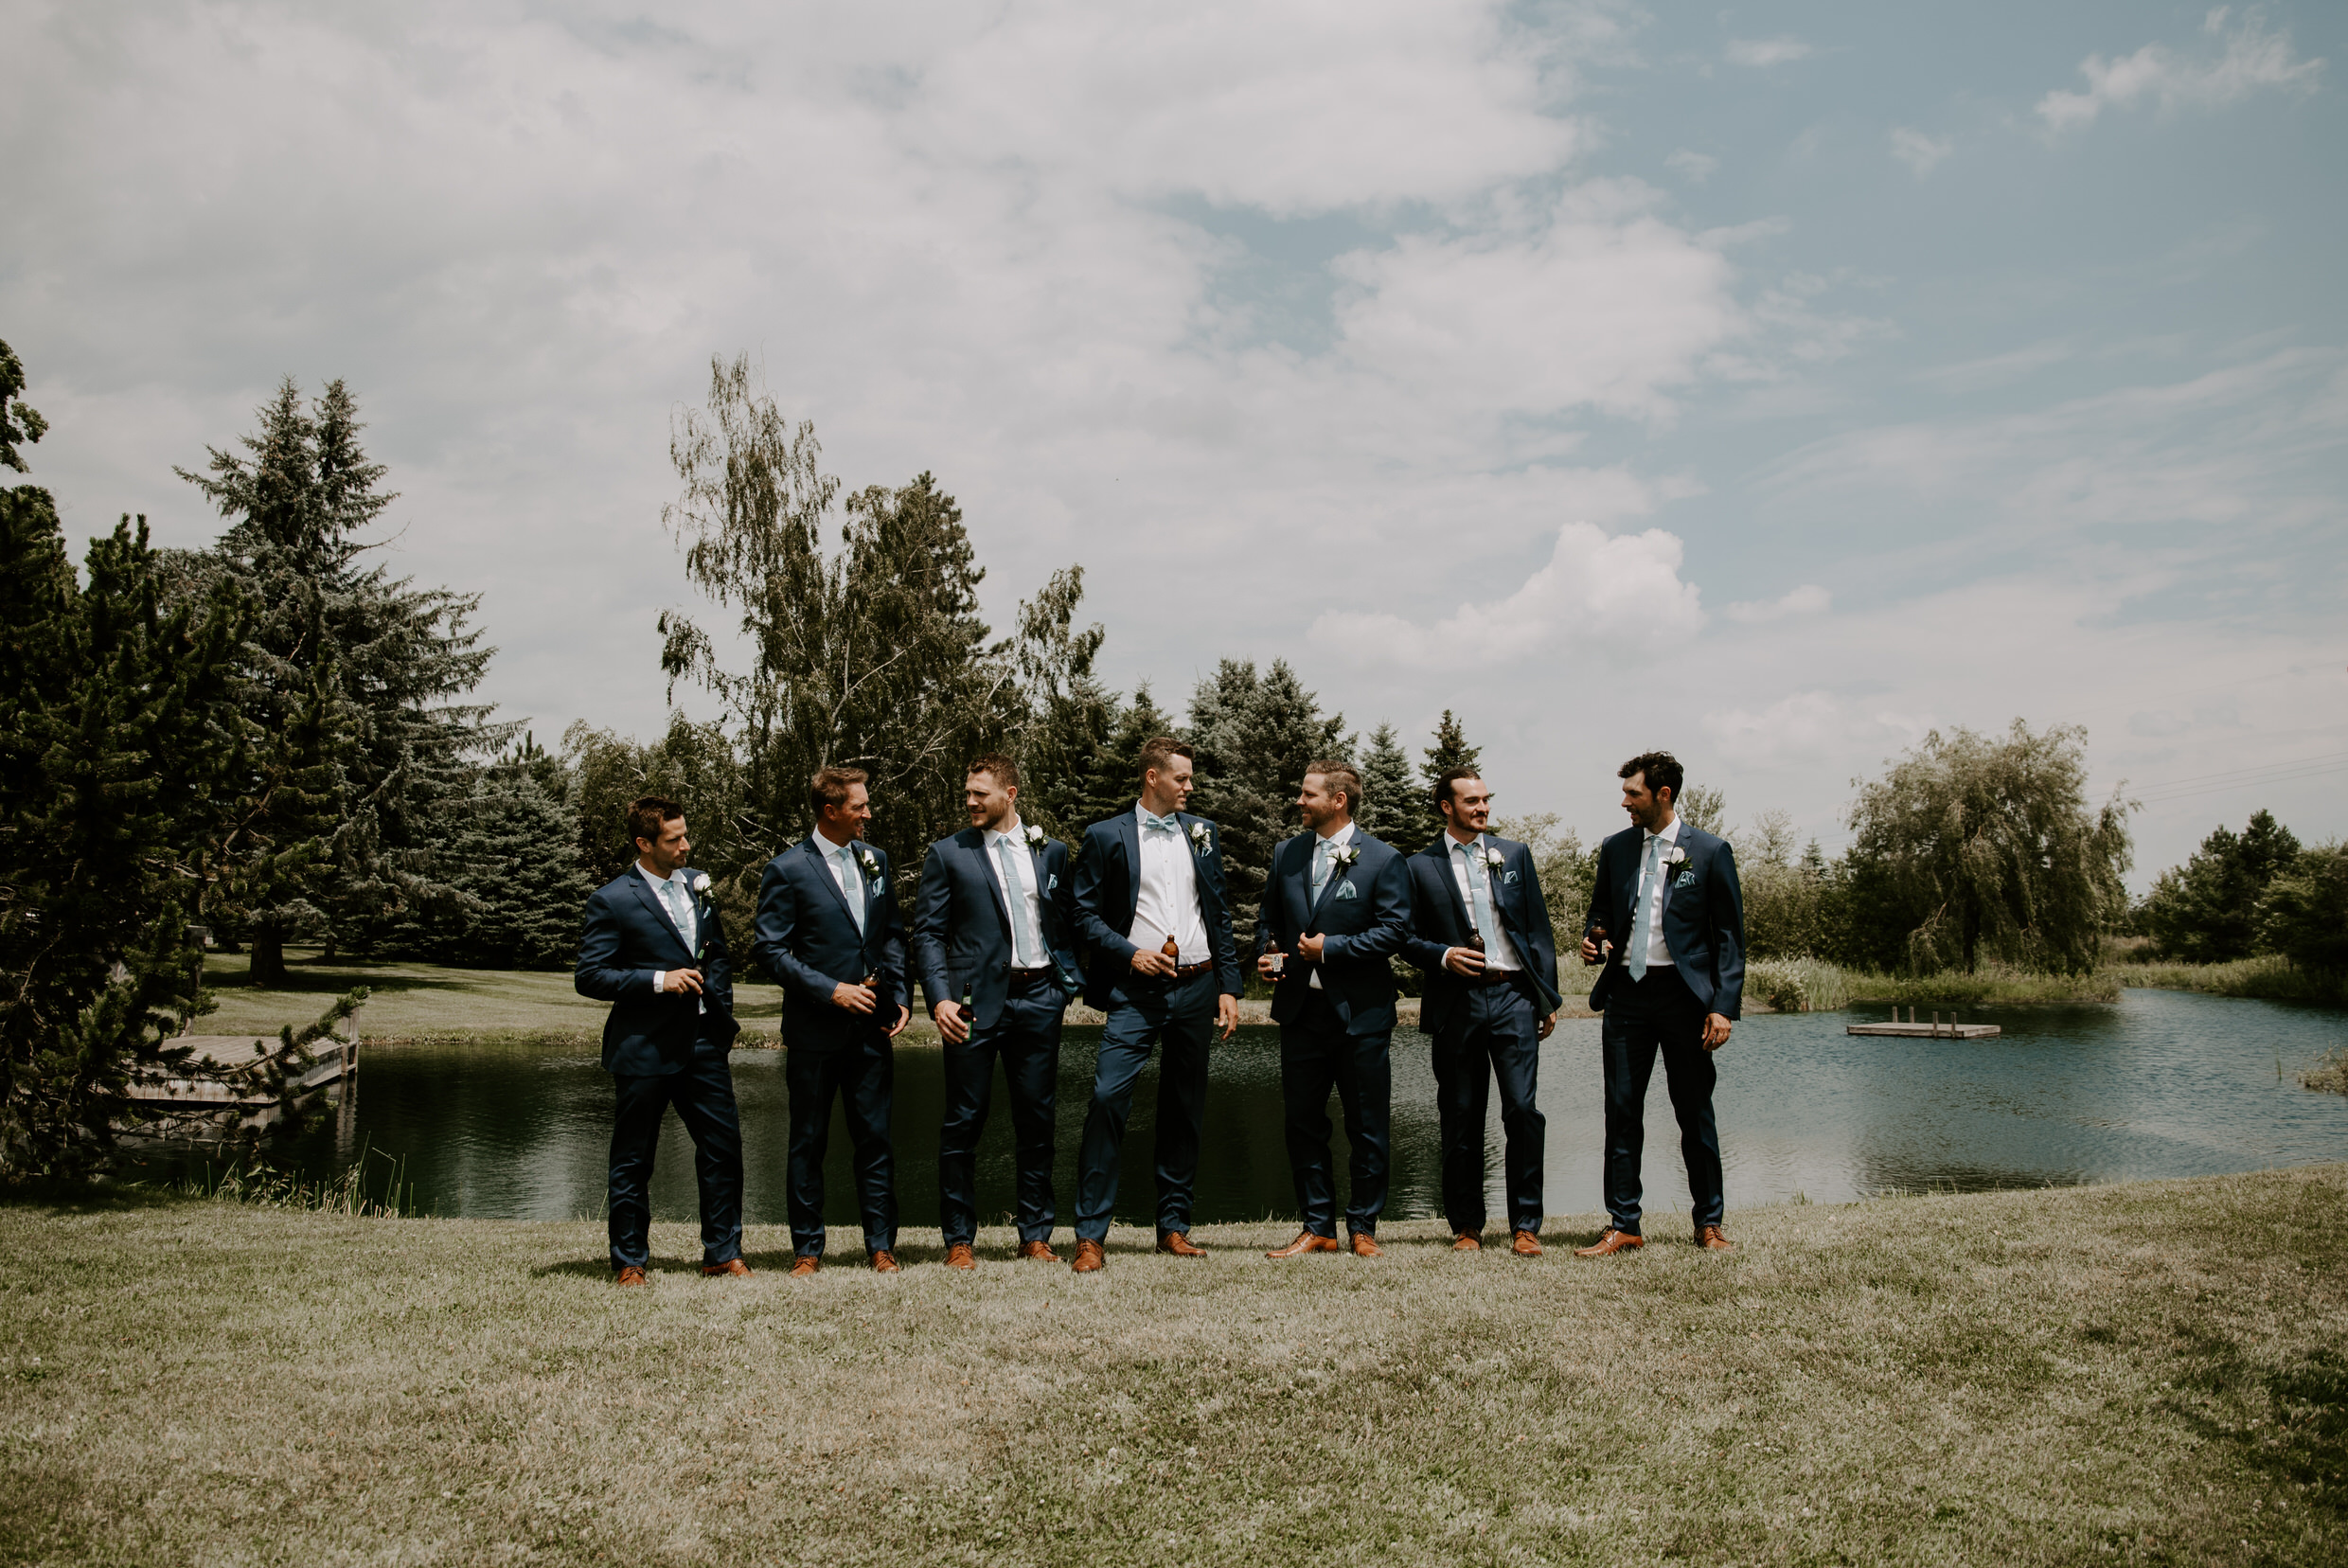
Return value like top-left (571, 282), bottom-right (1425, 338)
top-left (0, 1179), bottom-right (191, 1215)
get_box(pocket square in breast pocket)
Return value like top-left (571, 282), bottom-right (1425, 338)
top-left (1674, 869), bottom-right (1697, 888)
top-left (1503, 869), bottom-right (1520, 885)
top-left (1333, 881), bottom-right (1360, 901)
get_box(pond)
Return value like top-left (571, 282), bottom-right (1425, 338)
top-left (124, 988), bottom-right (2348, 1231)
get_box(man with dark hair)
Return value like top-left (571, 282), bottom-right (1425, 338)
top-left (1255, 759), bottom-right (1413, 1258)
top-left (1067, 737), bottom-right (1241, 1272)
top-left (575, 796), bottom-right (747, 1285)
top-left (912, 756), bottom-right (1081, 1268)
top-left (1403, 771), bottom-right (1562, 1255)
top-left (1575, 751), bottom-right (1745, 1257)
top-left (751, 766), bottom-right (913, 1274)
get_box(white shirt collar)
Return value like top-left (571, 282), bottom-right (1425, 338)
top-left (1645, 817), bottom-right (1682, 846)
top-left (814, 824), bottom-right (857, 856)
top-left (987, 817), bottom-right (1024, 845)
top-left (637, 861), bottom-right (680, 888)
top-left (1315, 820), bottom-right (1357, 847)
top-left (1447, 829), bottom-right (1484, 854)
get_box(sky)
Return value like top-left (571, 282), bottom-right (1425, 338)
top-left (6, 1), bottom-right (2344, 882)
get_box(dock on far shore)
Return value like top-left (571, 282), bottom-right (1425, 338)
top-left (1848, 1007), bottom-right (2001, 1041)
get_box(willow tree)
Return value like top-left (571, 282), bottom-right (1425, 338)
top-left (1841, 721), bottom-right (2133, 974)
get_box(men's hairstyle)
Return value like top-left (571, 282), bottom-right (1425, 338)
top-left (968, 754), bottom-right (1021, 792)
top-left (809, 765), bottom-right (869, 815)
top-left (628, 795), bottom-right (683, 849)
top-left (1433, 766), bottom-right (1483, 813)
top-left (1304, 757), bottom-right (1362, 815)
top-left (1136, 737), bottom-right (1193, 781)
top-left (1618, 750), bottom-right (1684, 804)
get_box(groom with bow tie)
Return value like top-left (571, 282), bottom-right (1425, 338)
top-left (1576, 750), bottom-right (1745, 1257)
top-left (911, 755), bottom-right (1082, 1268)
top-left (574, 796), bottom-right (746, 1285)
top-left (1255, 759), bottom-right (1414, 1259)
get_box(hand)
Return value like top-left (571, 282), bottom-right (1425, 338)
top-left (1216, 992), bottom-right (1239, 1041)
top-left (933, 997), bottom-right (970, 1045)
top-left (1254, 952), bottom-right (1283, 982)
top-left (830, 981), bottom-right (878, 1014)
top-left (1538, 1011), bottom-right (1556, 1041)
top-left (1578, 934), bottom-right (1603, 965)
top-left (664, 969), bottom-right (706, 995)
top-left (887, 1005), bottom-right (912, 1039)
top-left (1443, 946), bottom-right (1485, 976)
top-left (1294, 933), bottom-right (1325, 963)
top-left (1130, 948), bottom-right (1178, 979)
top-left (1702, 1012), bottom-right (1733, 1051)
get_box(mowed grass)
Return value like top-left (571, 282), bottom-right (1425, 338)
top-left (4, 1169), bottom-right (2345, 1565)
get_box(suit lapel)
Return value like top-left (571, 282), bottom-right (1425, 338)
top-left (1114, 811), bottom-right (1144, 924)
top-left (1432, 841), bottom-right (1474, 938)
top-left (1306, 839), bottom-right (1349, 928)
top-left (801, 837), bottom-right (860, 929)
top-left (969, 830), bottom-right (1013, 936)
top-left (627, 871), bottom-right (696, 965)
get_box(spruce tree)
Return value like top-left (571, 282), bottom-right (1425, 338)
top-left (1007, 565), bottom-right (1112, 843)
top-left (1066, 685), bottom-right (1173, 833)
top-left (1418, 709), bottom-right (1483, 833)
top-left (1186, 659), bottom-right (1347, 948)
top-left (442, 777), bottom-right (594, 970)
top-left (1354, 722), bottom-right (1421, 851)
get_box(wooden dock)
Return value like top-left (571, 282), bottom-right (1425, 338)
top-left (1847, 1007), bottom-right (2001, 1040)
top-left (126, 1025), bottom-right (361, 1133)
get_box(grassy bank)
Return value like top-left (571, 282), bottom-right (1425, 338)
top-left (2126, 953), bottom-right (2348, 1008)
top-left (4, 1168), bottom-right (2343, 1565)
top-left (1744, 956), bottom-right (2120, 1012)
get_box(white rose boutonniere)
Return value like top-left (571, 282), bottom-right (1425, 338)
top-left (1022, 823), bottom-right (1046, 847)
top-left (853, 845), bottom-right (881, 882)
top-left (1188, 820), bottom-right (1213, 850)
top-left (689, 871), bottom-right (713, 898)
top-left (1663, 846), bottom-right (1689, 868)
top-left (1329, 844), bottom-right (1361, 871)
top-left (1479, 846), bottom-right (1506, 872)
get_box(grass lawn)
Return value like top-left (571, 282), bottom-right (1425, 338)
top-left (4, 1167), bottom-right (2342, 1565)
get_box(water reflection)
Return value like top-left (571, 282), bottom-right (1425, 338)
top-left (123, 988), bottom-right (2348, 1228)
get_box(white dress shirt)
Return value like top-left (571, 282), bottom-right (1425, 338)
top-left (1445, 830), bottom-right (1521, 971)
top-left (1634, 817), bottom-right (1683, 969)
top-left (986, 819), bottom-right (1045, 968)
top-left (1305, 819), bottom-right (1358, 990)
top-left (640, 863), bottom-right (703, 1009)
top-left (812, 823), bottom-right (860, 899)
top-left (1132, 804), bottom-right (1208, 965)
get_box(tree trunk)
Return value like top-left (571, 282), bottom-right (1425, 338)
top-left (248, 924), bottom-right (288, 989)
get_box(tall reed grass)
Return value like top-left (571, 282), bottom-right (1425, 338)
top-left (181, 1142), bottom-right (415, 1218)
top-left (2125, 953), bottom-right (2346, 1007)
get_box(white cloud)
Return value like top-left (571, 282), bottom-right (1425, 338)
top-left (1888, 128), bottom-right (1953, 177)
top-left (1310, 522), bottom-right (1704, 666)
top-left (2037, 9), bottom-right (2324, 132)
top-left (1724, 584), bottom-right (1830, 624)
top-left (1664, 149), bottom-right (1718, 184)
top-left (1725, 38), bottom-right (1812, 68)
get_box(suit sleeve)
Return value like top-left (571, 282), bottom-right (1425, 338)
top-left (1584, 838), bottom-right (1615, 943)
top-left (874, 855), bottom-right (911, 1013)
top-left (1255, 846), bottom-right (1282, 962)
top-left (700, 898), bottom-right (741, 1042)
top-left (911, 845), bottom-right (952, 1015)
top-left (1516, 846), bottom-right (1563, 1011)
top-left (574, 887), bottom-right (636, 1002)
top-left (751, 859), bottom-right (838, 1005)
top-left (1400, 858), bottom-right (1453, 973)
top-left (1208, 827), bottom-right (1239, 995)
top-left (1322, 848), bottom-right (1412, 967)
top-left (1709, 841), bottom-right (1746, 1021)
top-left (1071, 828), bottom-right (1136, 965)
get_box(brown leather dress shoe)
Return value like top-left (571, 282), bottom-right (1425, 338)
top-left (1156, 1230), bottom-right (1206, 1256)
top-left (1511, 1230), bottom-right (1544, 1257)
top-left (1696, 1224), bottom-right (1735, 1252)
top-left (1018, 1240), bottom-right (1060, 1262)
top-left (702, 1257), bottom-right (752, 1277)
top-left (1573, 1228), bottom-right (1645, 1257)
top-left (789, 1255), bottom-right (821, 1277)
top-left (1266, 1232), bottom-right (1342, 1259)
top-left (1350, 1233), bottom-right (1384, 1258)
top-left (1071, 1238), bottom-right (1106, 1273)
top-left (1452, 1234), bottom-right (1483, 1251)
top-left (945, 1243), bottom-right (976, 1270)
top-left (614, 1265), bottom-right (648, 1287)
top-left (870, 1250), bottom-right (900, 1274)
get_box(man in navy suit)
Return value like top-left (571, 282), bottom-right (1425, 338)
top-left (1254, 759), bottom-right (1414, 1259)
top-left (575, 796), bottom-right (747, 1285)
top-left (1575, 750), bottom-right (1746, 1256)
top-left (1403, 769), bottom-right (1563, 1256)
top-left (1066, 737), bottom-right (1241, 1273)
top-left (912, 755), bottom-right (1082, 1268)
top-left (750, 765), bottom-right (913, 1274)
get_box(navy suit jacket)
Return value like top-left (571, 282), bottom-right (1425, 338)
top-left (1256, 829), bottom-right (1413, 1037)
top-left (748, 835), bottom-right (909, 1051)
top-left (1402, 833), bottom-right (1563, 1034)
top-left (1584, 822), bottom-right (1746, 1020)
top-left (574, 867), bottom-right (740, 1076)
top-left (1070, 808), bottom-right (1242, 1010)
top-left (911, 827), bottom-right (1080, 1029)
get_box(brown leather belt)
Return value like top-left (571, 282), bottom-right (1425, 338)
top-left (1466, 969), bottom-right (1526, 989)
top-left (1007, 968), bottom-right (1056, 991)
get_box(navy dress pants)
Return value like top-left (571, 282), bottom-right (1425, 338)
top-left (937, 983), bottom-right (1066, 1246)
top-left (1074, 969), bottom-right (1216, 1242)
top-left (786, 1031), bottom-right (898, 1256)
top-left (1599, 968), bottom-right (1724, 1235)
top-left (1279, 990), bottom-right (1392, 1238)
top-left (1431, 979), bottom-right (1546, 1237)
top-left (607, 1035), bottom-right (744, 1272)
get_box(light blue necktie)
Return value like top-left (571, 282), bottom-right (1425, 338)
top-left (1310, 837), bottom-right (1334, 900)
top-left (1457, 840), bottom-right (1493, 945)
top-left (1629, 834), bottom-right (1660, 982)
top-left (1141, 811), bottom-right (1181, 838)
top-left (835, 845), bottom-right (865, 935)
top-left (661, 875), bottom-right (692, 950)
top-left (996, 836), bottom-right (1041, 967)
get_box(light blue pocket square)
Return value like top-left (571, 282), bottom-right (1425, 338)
top-left (1333, 882), bottom-right (1360, 900)
top-left (1503, 869), bottom-right (1520, 885)
top-left (1674, 870), bottom-right (1697, 888)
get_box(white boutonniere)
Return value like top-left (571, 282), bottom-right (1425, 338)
top-left (1663, 846), bottom-right (1688, 868)
top-left (1329, 844), bottom-right (1361, 870)
top-left (1023, 823), bottom-right (1046, 847)
top-left (1479, 846), bottom-right (1506, 872)
top-left (852, 846), bottom-right (881, 882)
top-left (1188, 820), bottom-right (1212, 850)
top-left (689, 871), bottom-right (712, 899)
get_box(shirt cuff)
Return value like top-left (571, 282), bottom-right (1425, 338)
top-left (650, 970), bottom-right (666, 993)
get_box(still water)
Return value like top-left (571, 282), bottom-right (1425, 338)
top-left (130, 989), bottom-right (2348, 1229)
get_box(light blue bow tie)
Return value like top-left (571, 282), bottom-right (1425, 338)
top-left (1142, 811), bottom-right (1181, 836)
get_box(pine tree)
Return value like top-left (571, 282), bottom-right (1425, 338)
top-left (1354, 722), bottom-right (1421, 851)
top-left (1065, 685), bottom-right (1173, 834)
top-left (1418, 709), bottom-right (1482, 833)
top-left (1187, 659), bottom-right (1347, 947)
top-left (1007, 565), bottom-right (1112, 843)
top-left (444, 777), bottom-right (595, 970)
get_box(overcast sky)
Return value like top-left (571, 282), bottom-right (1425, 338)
top-left (8, 1), bottom-right (2344, 882)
